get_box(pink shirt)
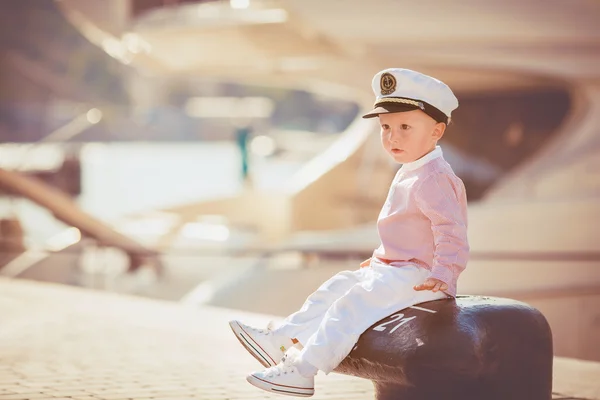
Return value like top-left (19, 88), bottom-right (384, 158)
top-left (372, 146), bottom-right (469, 297)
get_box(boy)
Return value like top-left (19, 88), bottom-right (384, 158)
top-left (229, 68), bottom-right (469, 397)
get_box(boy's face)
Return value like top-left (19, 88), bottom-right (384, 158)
top-left (379, 110), bottom-right (446, 164)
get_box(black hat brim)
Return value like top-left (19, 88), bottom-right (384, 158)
top-left (362, 103), bottom-right (420, 119)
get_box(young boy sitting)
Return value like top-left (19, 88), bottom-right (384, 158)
top-left (230, 68), bottom-right (469, 397)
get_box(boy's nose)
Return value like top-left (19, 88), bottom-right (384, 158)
top-left (390, 129), bottom-right (403, 141)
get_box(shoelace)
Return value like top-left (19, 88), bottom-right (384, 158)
top-left (249, 326), bottom-right (271, 335)
top-left (266, 364), bottom-right (295, 378)
top-left (266, 354), bottom-right (294, 378)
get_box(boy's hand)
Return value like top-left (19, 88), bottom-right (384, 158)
top-left (414, 278), bottom-right (448, 292)
top-left (360, 258), bottom-right (371, 268)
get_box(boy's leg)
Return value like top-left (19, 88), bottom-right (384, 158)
top-left (230, 268), bottom-right (365, 367)
top-left (272, 268), bottom-right (366, 345)
top-left (298, 264), bottom-right (447, 374)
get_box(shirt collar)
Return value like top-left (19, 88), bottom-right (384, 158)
top-left (400, 146), bottom-right (443, 172)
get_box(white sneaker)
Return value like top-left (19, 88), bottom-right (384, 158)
top-left (246, 354), bottom-right (315, 397)
top-left (229, 320), bottom-right (294, 367)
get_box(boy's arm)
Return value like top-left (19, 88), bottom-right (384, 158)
top-left (413, 173), bottom-right (469, 288)
top-left (414, 277), bottom-right (447, 292)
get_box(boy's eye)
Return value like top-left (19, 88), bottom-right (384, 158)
top-left (381, 124), bottom-right (390, 130)
top-left (401, 124), bottom-right (410, 130)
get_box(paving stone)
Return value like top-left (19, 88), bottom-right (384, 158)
top-left (0, 278), bottom-right (598, 400)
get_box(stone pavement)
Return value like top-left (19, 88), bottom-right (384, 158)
top-left (0, 277), bottom-right (598, 400)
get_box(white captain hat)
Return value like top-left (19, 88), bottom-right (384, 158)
top-left (362, 68), bottom-right (458, 124)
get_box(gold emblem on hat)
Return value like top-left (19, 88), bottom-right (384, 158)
top-left (380, 72), bottom-right (397, 95)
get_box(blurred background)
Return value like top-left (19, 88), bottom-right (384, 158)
top-left (0, 0), bottom-right (598, 361)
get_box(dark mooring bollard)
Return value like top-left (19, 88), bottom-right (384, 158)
top-left (334, 295), bottom-right (553, 400)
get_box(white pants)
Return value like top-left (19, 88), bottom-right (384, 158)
top-left (273, 260), bottom-right (448, 374)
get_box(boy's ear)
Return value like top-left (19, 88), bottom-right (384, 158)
top-left (433, 122), bottom-right (446, 141)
